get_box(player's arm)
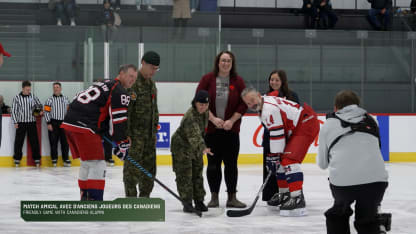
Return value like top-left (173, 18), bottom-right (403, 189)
top-left (11, 95), bottom-right (20, 125)
top-left (44, 97), bottom-right (52, 123)
top-left (109, 88), bottom-right (129, 143)
top-left (316, 122), bottom-right (330, 169)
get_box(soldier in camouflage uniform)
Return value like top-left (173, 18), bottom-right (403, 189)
top-left (171, 90), bottom-right (213, 213)
top-left (125, 51), bottom-right (160, 198)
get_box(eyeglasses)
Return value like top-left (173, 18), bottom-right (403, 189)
top-left (220, 59), bottom-right (232, 63)
top-left (144, 62), bottom-right (160, 72)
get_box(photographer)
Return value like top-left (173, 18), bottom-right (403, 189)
top-left (12, 81), bottom-right (43, 167)
top-left (317, 90), bottom-right (389, 233)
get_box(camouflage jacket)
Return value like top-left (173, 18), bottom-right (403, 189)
top-left (171, 106), bottom-right (209, 156)
top-left (127, 71), bottom-right (159, 139)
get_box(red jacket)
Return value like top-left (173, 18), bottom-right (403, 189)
top-left (196, 72), bottom-right (247, 134)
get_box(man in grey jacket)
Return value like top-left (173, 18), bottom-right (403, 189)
top-left (317, 90), bottom-right (389, 234)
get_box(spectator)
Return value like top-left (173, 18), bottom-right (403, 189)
top-left (49, 0), bottom-right (77, 26)
top-left (316, 0), bottom-right (338, 29)
top-left (316, 90), bottom-right (389, 233)
top-left (262, 70), bottom-right (300, 204)
top-left (0, 42), bottom-right (11, 68)
top-left (190, 0), bottom-right (199, 13)
top-left (12, 81), bottom-right (43, 167)
top-left (108, 0), bottom-right (121, 11)
top-left (411, 0), bottom-right (416, 14)
top-left (172, 0), bottom-right (191, 39)
top-left (171, 90), bottom-right (212, 213)
top-left (367, 0), bottom-right (392, 30)
top-left (136, 0), bottom-right (155, 11)
top-left (302, 0), bottom-right (318, 29)
top-left (196, 51), bottom-right (248, 208)
top-left (0, 95), bottom-right (11, 114)
top-left (44, 82), bottom-right (71, 167)
top-left (125, 51), bottom-right (160, 198)
top-left (100, 0), bottom-right (118, 42)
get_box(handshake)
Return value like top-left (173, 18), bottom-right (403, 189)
top-left (113, 140), bottom-right (130, 161)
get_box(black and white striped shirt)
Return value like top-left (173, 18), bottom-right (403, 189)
top-left (44, 94), bottom-right (70, 123)
top-left (11, 92), bottom-right (42, 123)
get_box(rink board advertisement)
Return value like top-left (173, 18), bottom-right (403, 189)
top-left (21, 198), bottom-right (165, 222)
top-left (1, 113), bottom-right (416, 166)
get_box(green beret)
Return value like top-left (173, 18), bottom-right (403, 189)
top-left (142, 51), bottom-right (160, 66)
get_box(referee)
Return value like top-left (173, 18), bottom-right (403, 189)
top-left (44, 82), bottom-right (70, 167)
top-left (12, 80), bottom-right (43, 167)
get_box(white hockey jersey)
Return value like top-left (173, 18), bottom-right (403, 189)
top-left (261, 96), bottom-right (304, 153)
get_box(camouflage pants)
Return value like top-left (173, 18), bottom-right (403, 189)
top-left (172, 151), bottom-right (205, 202)
top-left (123, 137), bottom-right (156, 198)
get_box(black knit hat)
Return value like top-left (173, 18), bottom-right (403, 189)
top-left (142, 51), bottom-right (160, 66)
top-left (193, 90), bottom-right (209, 104)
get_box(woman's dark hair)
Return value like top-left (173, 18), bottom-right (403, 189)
top-left (213, 51), bottom-right (237, 78)
top-left (268, 69), bottom-right (293, 101)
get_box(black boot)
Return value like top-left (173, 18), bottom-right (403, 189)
top-left (194, 200), bottom-right (208, 212)
top-left (183, 201), bottom-right (194, 213)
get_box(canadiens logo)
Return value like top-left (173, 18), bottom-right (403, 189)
top-left (130, 92), bottom-right (137, 101)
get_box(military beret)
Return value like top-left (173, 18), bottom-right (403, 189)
top-left (193, 90), bottom-right (209, 104)
top-left (142, 51), bottom-right (160, 66)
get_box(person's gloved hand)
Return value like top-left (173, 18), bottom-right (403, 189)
top-left (266, 153), bottom-right (280, 174)
top-left (113, 140), bottom-right (130, 160)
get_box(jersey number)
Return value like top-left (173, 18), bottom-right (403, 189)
top-left (120, 94), bottom-right (130, 106)
top-left (77, 87), bottom-right (101, 104)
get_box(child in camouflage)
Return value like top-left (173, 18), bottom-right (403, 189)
top-left (171, 90), bottom-right (213, 213)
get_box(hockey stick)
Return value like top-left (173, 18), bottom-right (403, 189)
top-left (102, 136), bottom-right (202, 217)
top-left (226, 169), bottom-right (273, 217)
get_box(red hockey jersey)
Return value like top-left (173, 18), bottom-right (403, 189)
top-left (62, 78), bottom-right (130, 143)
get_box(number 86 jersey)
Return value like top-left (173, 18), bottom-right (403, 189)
top-left (62, 78), bottom-right (130, 143)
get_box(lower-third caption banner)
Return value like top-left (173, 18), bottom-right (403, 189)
top-left (21, 198), bottom-right (165, 222)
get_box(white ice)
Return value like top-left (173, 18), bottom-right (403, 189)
top-left (0, 163), bottom-right (415, 234)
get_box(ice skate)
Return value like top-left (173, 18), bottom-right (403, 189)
top-left (267, 192), bottom-right (290, 207)
top-left (280, 193), bottom-right (308, 217)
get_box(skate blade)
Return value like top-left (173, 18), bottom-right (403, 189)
top-left (279, 208), bottom-right (308, 217)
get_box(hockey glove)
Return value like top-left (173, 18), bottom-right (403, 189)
top-left (266, 153), bottom-right (280, 174)
top-left (113, 141), bottom-right (130, 161)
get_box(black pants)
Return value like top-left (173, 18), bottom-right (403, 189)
top-left (325, 182), bottom-right (388, 234)
top-left (205, 130), bottom-right (240, 193)
top-left (14, 122), bottom-right (41, 161)
top-left (262, 128), bottom-right (278, 201)
top-left (48, 119), bottom-right (69, 161)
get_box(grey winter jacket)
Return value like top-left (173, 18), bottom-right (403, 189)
top-left (316, 104), bottom-right (388, 186)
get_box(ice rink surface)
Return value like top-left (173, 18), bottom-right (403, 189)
top-left (0, 163), bottom-right (415, 234)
